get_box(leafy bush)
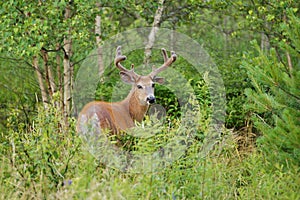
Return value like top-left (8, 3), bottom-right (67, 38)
top-left (1, 105), bottom-right (81, 199)
top-left (221, 57), bottom-right (251, 129)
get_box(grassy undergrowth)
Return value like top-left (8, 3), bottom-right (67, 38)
top-left (0, 106), bottom-right (299, 200)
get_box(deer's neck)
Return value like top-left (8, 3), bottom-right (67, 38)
top-left (122, 89), bottom-right (148, 122)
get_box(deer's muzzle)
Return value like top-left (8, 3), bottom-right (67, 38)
top-left (146, 96), bottom-right (156, 104)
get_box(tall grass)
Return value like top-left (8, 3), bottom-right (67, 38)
top-left (0, 105), bottom-right (299, 199)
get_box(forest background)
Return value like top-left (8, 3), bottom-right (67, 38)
top-left (0, 0), bottom-right (299, 199)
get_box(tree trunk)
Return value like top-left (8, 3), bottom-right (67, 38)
top-left (286, 51), bottom-right (293, 71)
top-left (95, 4), bottom-right (104, 78)
top-left (283, 12), bottom-right (293, 71)
top-left (260, 32), bottom-right (270, 52)
top-left (63, 3), bottom-right (72, 123)
top-left (56, 43), bottom-right (63, 110)
top-left (33, 56), bottom-right (48, 108)
top-left (261, 15), bottom-right (270, 52)
top-left (223, 15), bottom-right (229, 57)
top-left (144, 0), bottom-right (165, 65)
top-left (41, 49), bottom-right (56, 98)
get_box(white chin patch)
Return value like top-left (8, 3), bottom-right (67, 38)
top-left (140, 100), bottom-right (149, 106)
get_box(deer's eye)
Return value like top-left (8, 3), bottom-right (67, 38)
top-left (152, 83), bottom-right (155, 88)
top-left (137, 85), bottom-right (143, 89)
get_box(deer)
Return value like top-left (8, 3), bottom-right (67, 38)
top-left (77, 46), bottom-right (177, 136)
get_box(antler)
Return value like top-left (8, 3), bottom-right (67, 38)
top-left (150, 48), bottom-right (177, 78)
top-left (115, 46), bottom-right (139, 79)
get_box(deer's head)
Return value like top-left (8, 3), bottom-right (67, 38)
top-left (115, 46), bottom-right (177, 106)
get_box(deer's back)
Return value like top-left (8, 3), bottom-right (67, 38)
top-left (77, 101), bottom-right (134, 134)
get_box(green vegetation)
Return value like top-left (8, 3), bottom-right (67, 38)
top-left (0, 1), bottom-right (299, 199)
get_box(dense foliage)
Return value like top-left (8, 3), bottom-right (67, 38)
top-left (0, 0), bottom-right (299, 199)
top-left (244, 11), bottom-right (300, 166)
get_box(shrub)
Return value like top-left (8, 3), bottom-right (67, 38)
top-left (243, 11), bottom-right (300, 167)
top-left (1, 105), bottom-right (81, 199)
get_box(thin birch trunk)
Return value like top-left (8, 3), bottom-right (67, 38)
top-left (63, 4), bottom-right (72, 122)
top-left (56, 43), bottom-right (63, 110)
top-left (47, 59), bottom-right (56, 95)
top-left (41, 49), bottom-right (56, 98)
top-left (283, 12), bottom-right (293, 71)
top-left (286, 51), bottom-right (293, 71)
top-left (144, 0), bottom-right (165, 65)
top-left (95, 4), bottom-right (104, 78)
top-left (260, 32), bottom-right (270, 52)
top-left (223, 15), bottom-right (229, 57)
top-left (33, 56), bottom-right (48, 108)
top-left (261, 15), bottom-right (270, 52)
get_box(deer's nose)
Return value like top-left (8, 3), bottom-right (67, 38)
top-left (147, 96), bottom-right (156, 104)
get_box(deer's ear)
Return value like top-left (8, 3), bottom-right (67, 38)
top-left (153, 76), bottom-right (164, 84)
top-left (120, 71), bottom-right (135, 84)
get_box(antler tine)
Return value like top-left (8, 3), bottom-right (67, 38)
top-left (161, 48), bottom-right (168, 63)
top-left (115, 46), bottom-right (128, 72)
top-left (150, 48), bottom-right (177, 78)
top-left (114, 46), bottom-right (139, 79)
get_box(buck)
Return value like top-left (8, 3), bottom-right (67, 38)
top-left (77, 46), bottom-right (177, 135)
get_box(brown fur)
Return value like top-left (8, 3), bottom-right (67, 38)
top-left (77, 46), bottom-right (176, 135)
top-left (78, 88), bottom-right (149, 134)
